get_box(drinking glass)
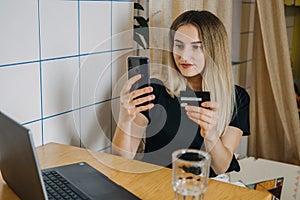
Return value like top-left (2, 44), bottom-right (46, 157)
top-left (172, 149), bottom-right (211, 200)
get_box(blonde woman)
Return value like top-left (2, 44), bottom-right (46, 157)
top-left (112, 10), bottom-right (250, 177)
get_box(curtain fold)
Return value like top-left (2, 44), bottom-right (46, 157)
top-left (292, 9), bottom-right (300, 81)
top-left (248, 0), bottom-right (300, 164)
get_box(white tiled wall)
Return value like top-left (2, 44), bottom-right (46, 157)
top-left (80, 1), bottom-right (111, 54)
top-left (0, 1), bottom-right (39, 65)
top-left (0, 0), bottom-right (134, 152)
top-left (42, 57), bottom-right (80, 117)
top-left (40, 0), bottom-right (78, 59)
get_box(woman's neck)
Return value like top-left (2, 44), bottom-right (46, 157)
top-left (186, 74), bottom-right (202, 91)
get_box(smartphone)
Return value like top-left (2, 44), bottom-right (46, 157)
top-left (127, 56), bottom-right (150, 92)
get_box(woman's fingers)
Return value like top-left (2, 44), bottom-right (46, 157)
top-left (130, 86), bottom-right (153, 101)
top-left (119, 74), bottom-right (154, 117)
top-left (186, 110), bottom-right (213, 124)
top-left (201, 101), bottom-right (218, 110)
top-left (131, 93), bottom-right (155, 107)
top-left (185, 105), bottom-right (214, 119)
top-left (185, 103), bottom-right (219, 129)
top-left (121, 74), bottom-right (141, 95)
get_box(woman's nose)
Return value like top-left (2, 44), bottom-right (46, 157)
top-left (181, 48), bottom-right (191, 61)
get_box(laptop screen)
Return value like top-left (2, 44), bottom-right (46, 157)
top-left (0, 112), bottom-right (47, 199)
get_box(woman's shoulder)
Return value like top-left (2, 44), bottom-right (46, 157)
top-left (149, 78), bottom-right (176, 102)
top-left (234, 85), bottom-right (250, 104)
top-left (150, 78), bottom-right (164, 86)
top-left (150, 78), bottom-right (167, 92)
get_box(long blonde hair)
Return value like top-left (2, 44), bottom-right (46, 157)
top-left (165, 10), bottom-right (236, 136)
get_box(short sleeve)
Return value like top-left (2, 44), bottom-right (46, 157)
top-left (229, 85), bottom-right (250, 136)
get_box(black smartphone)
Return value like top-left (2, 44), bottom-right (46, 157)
top-left (127, 56), bottom-right (150, 92)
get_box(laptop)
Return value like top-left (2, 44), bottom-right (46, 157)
top-left (0, 112), bottom-right (140, 200)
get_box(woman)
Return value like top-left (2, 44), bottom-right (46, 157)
top-left (112, 10), bottom-right (250, 177)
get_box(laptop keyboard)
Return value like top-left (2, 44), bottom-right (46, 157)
top-left (43, 170), bottom-right (90, 200)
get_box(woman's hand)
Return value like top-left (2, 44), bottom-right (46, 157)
top-left (119, 74), bottom-right (155, 122)
top-left (112, 74), bottom-right (154, 158)
top-left (185, 101), bottom-right (219, 141)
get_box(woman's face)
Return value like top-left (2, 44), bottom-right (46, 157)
top-left (173, 24), bottom-right (205, 77)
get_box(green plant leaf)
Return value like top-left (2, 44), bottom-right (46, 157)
top-left (133, 2), bottom-right (148, 49)
top-left (134, 16), bottom-right (148, 27)
top-left (134, 32), bottom-right (147, 49)
top-left (134, 2), bottom-right (144, 11)
top-left (135, 27), bottom-right (149, 48)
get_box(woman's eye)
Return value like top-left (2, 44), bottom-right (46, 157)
top-left (192, 45), bottom-right (202, 50)
top-left (174, 44), bottom-right (184, 49)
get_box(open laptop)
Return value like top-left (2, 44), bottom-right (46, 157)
top-left (0, 112), bottom-right (140, 200)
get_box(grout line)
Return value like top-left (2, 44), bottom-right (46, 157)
top-left (0, 48), bottom-right (133, 68)
top-left (240, 31), bottom-right (254, 35)
top-left (22, 118), bottom-right (43, 126)
top-left (242, 1), bottom-right (256, 4)
top-left (64, 0), bottom-right (132, 2)
top-left (78, 0), bottom-right (82, 147)
top-left (110, 0), bottom-right (113, 153)
top-left (232, 59), bottom-right (253, 65)
top-left (37, 0), bottom-right (45, 145)
top-left (287, 25), bottom-right (295, 29)
top-left (0, 60), bottom-right (40, 68)
top-left (21, 97), bottom-right (120, 126)
top-left (3, 0), bottom-right (130, 150)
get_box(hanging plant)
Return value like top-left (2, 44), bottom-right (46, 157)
top-left (134, 2), bottom-right (149, 49)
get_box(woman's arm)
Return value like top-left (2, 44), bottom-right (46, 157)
top-left (112, 74), bottom-right (154, 159)
top-left (185, 101), bottom-right (243, 175)
top-left (204, 126), bottom-right (242, 174)
top-left (112, 113), bottom-right (148, 159)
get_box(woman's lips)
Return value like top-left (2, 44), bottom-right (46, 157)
top-left (181, 63), bottom-right (193, 68)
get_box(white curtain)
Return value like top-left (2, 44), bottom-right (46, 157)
top-left (248, 0), bottom-right (300, 164)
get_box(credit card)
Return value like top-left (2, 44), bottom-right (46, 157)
top-left (180, 91), bottom-right (210, 107)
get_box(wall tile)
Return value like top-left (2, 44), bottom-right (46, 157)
top-left (43, 111), bottom-right (80, 146)
top-left (241, 3), bottom-right (255, 33)
top-left (285, 6), bottom-right (297, 27)
top-left (112, 1), bottom-right (134, 50)
top-left (40, 0), bottom-right (78, 59)
top-left (80, 53), bottom-right (111, 107)
top-left (110, 98), bottom-right (119, 140)
top-left (111, 50), bottom-right (133, 99)
top-left (232, 64), bottom-right (239, 84)
top-left (245, 61), bottom-right (252, 89)
top-left (0, 63), bottom-right (41, 123)
top-left (0, 0), bottom-right (39, 65)
top-left (25, 121), bottom-right (43, 147)
top-left (287, 27), bottom-right (294, 52)
top-left (80, 1), bottom-right (111, 54)
top-left (247, 3), bottom-right (256, 32)
top-left (80, 103), bottom-right (112, 151)
top-left (237, 63), bottom-right (248, 88)
top-left (239, 33), bottom-right (254, 62)
top-left (42, 57), bottom-right (79, 117)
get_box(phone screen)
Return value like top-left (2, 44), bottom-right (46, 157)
top-left (127, 56), bottom-right (150, 92)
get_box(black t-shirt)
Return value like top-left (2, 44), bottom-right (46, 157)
top-left (140, 78), bottom-right (250, 177)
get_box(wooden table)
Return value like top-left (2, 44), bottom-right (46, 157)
top-left (0, 143), bottom-right (272, 200)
